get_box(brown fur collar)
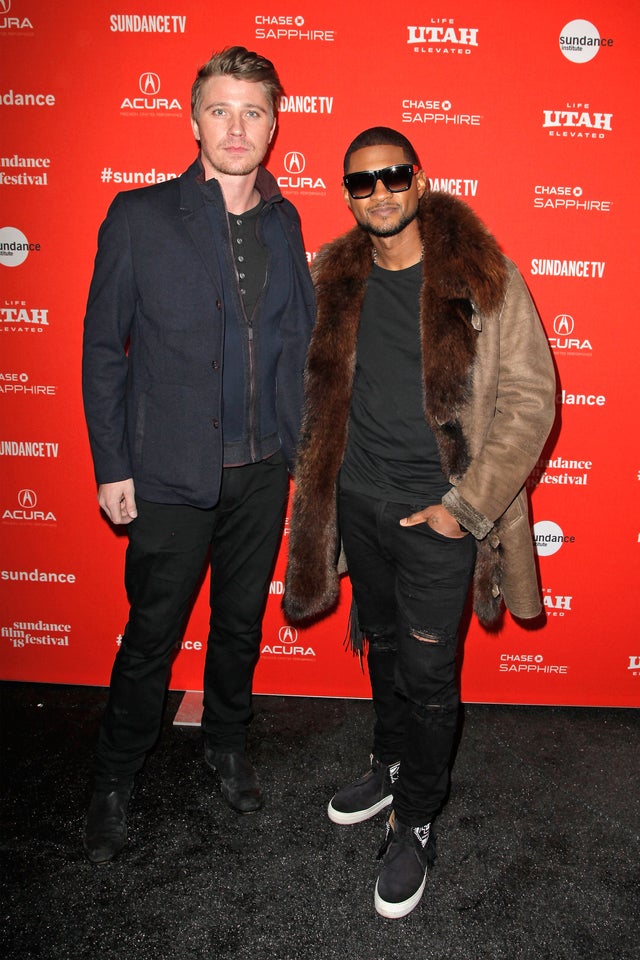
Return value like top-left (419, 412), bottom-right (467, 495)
top-left (284, 192), bottom-right (507, 624)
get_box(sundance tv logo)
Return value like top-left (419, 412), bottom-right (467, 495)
top-left (120, 72), bottom-right (182, 114)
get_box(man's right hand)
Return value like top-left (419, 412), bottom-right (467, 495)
top-left (98, 478), bottom-right (137, 525)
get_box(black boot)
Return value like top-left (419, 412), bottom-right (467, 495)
top-left (204, 747), bottom-right (263, 814)
top-left (83, 779), bottom-right (133, 864)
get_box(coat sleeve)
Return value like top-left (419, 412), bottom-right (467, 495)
top-left (274, 202), bottom-right (316, 474)
top-left (442, 266), bottom-right (556, 538)
top-left (82, 193), bottom-right (137, 484)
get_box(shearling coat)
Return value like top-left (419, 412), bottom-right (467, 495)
top-left (284, 191), bottom-right (556, 626)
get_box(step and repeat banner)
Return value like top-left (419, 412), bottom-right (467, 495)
top-left (1, 1), bottom-right (638, 707)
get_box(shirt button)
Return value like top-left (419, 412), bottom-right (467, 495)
top-left (212, 419), bottom-right (219, 428)
top-left (238, 272), bottom-right (246, 280)
top-left (236, 237), bottom-right (243, 244)
top-left (237, 256), bottom-right (244, 263)
top-left (236, 219), bottom-right (243, 226)
top-left (211, 360), bottom-right (219, 370)
top-left (215, 299), bottom-right (222, 310)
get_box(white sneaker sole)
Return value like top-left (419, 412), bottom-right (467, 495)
top-left (374, 871), bottom-right (427, 919)
top-left (327, 793), bottom-right (393, 825)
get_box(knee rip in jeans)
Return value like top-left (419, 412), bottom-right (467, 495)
top-left (409, 625), bottom-right (452, 646)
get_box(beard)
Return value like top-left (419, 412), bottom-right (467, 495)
top-left (356, 201), bottom-right (419, 238)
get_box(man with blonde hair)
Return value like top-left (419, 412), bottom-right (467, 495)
top-left (82, 47), bottom-right (314, 863)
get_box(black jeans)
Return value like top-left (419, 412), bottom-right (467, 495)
top-left (95, 452), bottom-right (288, 786)
top-left (338, 488), bottom-right (476, 826)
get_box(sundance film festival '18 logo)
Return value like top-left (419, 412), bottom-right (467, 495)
top-left (120, 72), bottom-right (182, 114)
top-left (262, 625), bottom-right (315, 658)
top-left (0, 0), bottom-right (34, 32)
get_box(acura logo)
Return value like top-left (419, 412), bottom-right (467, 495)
top-left (278, 625), bottom-right (298, 644)
top-left (553, 314), bottom-right (575, 336)
top-left (0, 0), bottom-right (11, 14)
top-left (139, 72), bottom-right (161, 96)
top-left (284, 152), bottom-right (305, 174)
top-left (18, 489), bottom-right (37, 508)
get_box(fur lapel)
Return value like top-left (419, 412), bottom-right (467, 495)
top-left (284, 192), bottom-right (508, 624)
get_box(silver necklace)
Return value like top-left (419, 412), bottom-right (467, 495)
top-left (372, 242), bottom-right (424, 265)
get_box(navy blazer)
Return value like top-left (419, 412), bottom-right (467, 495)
top-left (82, 159), bottom-right (315, 508)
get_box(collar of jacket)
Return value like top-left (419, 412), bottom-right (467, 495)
top-left (307, 191), bottom-right (509, 483)
top-left (312, 190), bottom-right (507, 321)
top-left (179, 156), bottom-right (284, 212)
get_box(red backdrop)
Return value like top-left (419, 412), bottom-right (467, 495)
top-left (1, 0), bottom-right (638, 707)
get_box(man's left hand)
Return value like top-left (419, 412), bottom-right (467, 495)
top-left (400, 504), bottom-right (468, 538)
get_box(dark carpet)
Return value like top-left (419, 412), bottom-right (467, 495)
top-left (1, 682), bottom-right (638, 960)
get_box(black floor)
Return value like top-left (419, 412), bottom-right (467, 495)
top-left (1, 682), bottom-right (638, 960)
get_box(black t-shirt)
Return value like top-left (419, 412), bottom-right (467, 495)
top-left (340, 262), bottom-right (451, 503)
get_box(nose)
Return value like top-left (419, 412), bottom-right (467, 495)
top-left (372, 176), bottom-right (393, 197)
top-left (227, 111), bottom-right (246, 137)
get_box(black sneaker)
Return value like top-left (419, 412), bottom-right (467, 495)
top-left (327, 755), bottom-right (400, 825)
top-left (374, 811), bottom-right (436, 919)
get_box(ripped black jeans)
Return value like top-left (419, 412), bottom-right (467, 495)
top-left (338, 489), bottom-right (476, 826)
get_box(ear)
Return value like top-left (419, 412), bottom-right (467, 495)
top-left (416, 168), bottom-right (428, 199)
top-left (268, 118), bottom-right (277, 143)
top-left (191, 116), bottom-right (201, 142)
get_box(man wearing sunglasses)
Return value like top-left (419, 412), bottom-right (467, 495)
top-left (285, 127), bottom-right (555, 918)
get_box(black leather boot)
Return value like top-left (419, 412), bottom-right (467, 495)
top-left (83, 779), bottom-right (133, 864)
top-left (204, 747), bottom-right (263, 814)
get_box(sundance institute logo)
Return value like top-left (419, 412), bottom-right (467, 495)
top-left (0, 226), bottom-right (40, 267)
top-left (559, 20), bottom-right (613, 63)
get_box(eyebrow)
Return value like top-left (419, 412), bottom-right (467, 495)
top-left (205, 100), bottom-right (268, 113)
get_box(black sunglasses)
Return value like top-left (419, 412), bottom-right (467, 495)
top-left (343, 163), bottom-right (419, 199)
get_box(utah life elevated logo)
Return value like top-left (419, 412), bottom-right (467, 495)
top-left (120, 72), bottom-right (182, 115)
top-left (408, 18), bottom-right (478, 55)
top-left (543, 103), bottom-right (613, 139)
